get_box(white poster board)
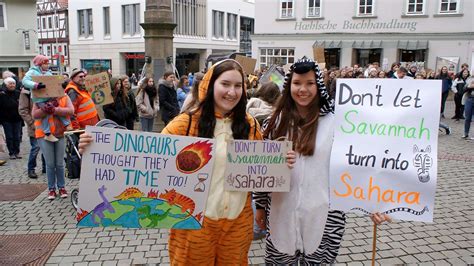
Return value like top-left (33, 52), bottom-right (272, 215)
top-left (330, 79), bottom-right (441, 222)
top-left (77, 126), bottom-right (216, 229)
top-left (224, 140), bottom-right (292, 192)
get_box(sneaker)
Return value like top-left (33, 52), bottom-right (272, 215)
top-left (445, 127), bottom-right (451, 135)
top-left (44, 134), bottom-right (59, 142)
top-left (9, 155), bottom-right (16, 160)
top-left (462, 135), bottom-right (469, 139)
top-left (451, 115), bottom-right (457, 119)
top-left (28, 170), bottom-right (38, 179)
top-left (59, 188), bottom-right (68, 198)
top-left (0, 160), bottom-right (6, 166)
top-left (48, 190), bottom-right (56, 200)
top-left (15, 154), bottom-right (22, 159)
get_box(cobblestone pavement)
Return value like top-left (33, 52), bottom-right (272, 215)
top-left (0, 101), bottom-right (473, 265)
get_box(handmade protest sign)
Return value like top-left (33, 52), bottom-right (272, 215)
top-left (84, 72), bottom-right (113, 106)
top-left (225, 140), bottom-right (292, 192)
top-left (77, 126), bottom-right (215, 229)
top-left (235, 55), bottom-right (257, 75)
top-left (31, 76), bottom-right (65, 98)
top-left (329, 79), bottom-right (441, 222)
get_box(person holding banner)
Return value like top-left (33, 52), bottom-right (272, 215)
top-left (254, 58), bottom-right (389, 264)
top-left (65, 69), bottom-right (100, 129)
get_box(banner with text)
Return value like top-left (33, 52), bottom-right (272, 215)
top-left (77, 126), bottom-right (216, 229)
top-left (84, 72), bottom-right (113, 106)
top-left (329, 79), bottom-right (441, 222)
top-left (225, 140), bottom-right (292, 192)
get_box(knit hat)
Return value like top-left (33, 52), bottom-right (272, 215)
top-left (70, 68), bottom-right (85, 80)
top-left (198, 59), bottom-right (244, 102)
top-left (33, 55), bottom-right (49, 66)
top-left (110, 77), bottom-right (121, 89)
top-left (283, 57), bottom-right (334, 116)
top-left (3, 77), bottom-right (16, 85)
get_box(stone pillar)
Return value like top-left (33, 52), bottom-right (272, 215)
top-left (140, 0), bottom-right (177, 79)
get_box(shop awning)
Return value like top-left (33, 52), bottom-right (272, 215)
top-left (397, 40), bottom-right (428, 50)
top-left (313, 40), bottom-right (342, 48)
top-left (352, 40), bottom-right (383, 48)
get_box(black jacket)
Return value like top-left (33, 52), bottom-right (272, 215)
top-left (0, 89), bottom-right (22, 123)
top-left (103, 90), bottom-right (129, 126)
top-left (158, 80), bottom-right (179, 124)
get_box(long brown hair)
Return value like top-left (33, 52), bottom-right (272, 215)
top-left (264, 70), bottom-right (322, 156)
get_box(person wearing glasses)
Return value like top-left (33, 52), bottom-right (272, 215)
top-left (64, 69), bottom-right (99, 130)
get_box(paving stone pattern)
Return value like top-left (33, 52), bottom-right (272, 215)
top-left (0, 102), bottom-right (472, 265)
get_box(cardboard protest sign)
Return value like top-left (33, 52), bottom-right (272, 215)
top-left (77, 126), bottom-right (216, 229)
top-left (224, 140), bottom-right (292, 192)
top-left (313, 47), bottom-right (325, 63)
top-left (235, 55), bottom-right (257, 75)
top-left (84, 72), bottom-right (113, 106)
top-left (31, 76), bottom-right (65, 98)
top-left (330, 79), bottom-right (441, 222)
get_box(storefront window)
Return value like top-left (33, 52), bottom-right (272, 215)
top-left (124, 53), bottom-right (145, 77)
top-left (259, 48), bottom-right (295, 68)
top-left (399, 49), bottom-right (426, 63)
top-left (355, 48), bottom-right (381, 67)
top-left (324, 48), bottom-right (340, 69)
top-left (81, 59), bottom-right (111, 75)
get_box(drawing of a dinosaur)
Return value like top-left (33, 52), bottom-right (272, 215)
top-left (91, 185), bottom-right (115, 224)
top-left (137, 205), bottom-right (171, 228)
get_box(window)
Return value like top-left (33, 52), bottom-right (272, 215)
top-left (78, 9), bottom-right (93, 38)
top-left (227, 13), bottom-right (237, 40)
top-left (46, 46), bottom-right (51, 57)
top-left (280, 0), bottom-right (294, 18)
top-left (358, 0), bottom-right (374, 16)
top-left (103, 7), bottom-right (110, 36)
top-left (307, 0), bottom-right (321, 18)
top-left (55, 15), bottom-right (59, 28)
top-left (172, 0), bottom-right (206, 37)
top-left (48, 17), bottom-right (52, 29)
top-left (122, 4), bottom-right (140, 35)
top-left (64, 45), bottom-right (68, 56)
top-left (0, 3), bottom-right (6, 29)
top-left (212, 10), bottom-right (224, 38)
top-left (42, 17), bottom-right (46, 30)
top-left (260, 48), bottom-right (295, 67)
top-left (406, 0), bottom-right (424, 14)
top-left (37, 18), bottom-right (40, 30)
top-left (439, 0), bottom-right (458, 13)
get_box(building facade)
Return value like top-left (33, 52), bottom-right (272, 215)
top-left (68, 0), bottom-right (254, 77)
top-left (36, 0), bottom-right (69, 73)
top-left (0, 0), bottom-right (38, 79)
top-left (252, 0), bottom-right (474, 72)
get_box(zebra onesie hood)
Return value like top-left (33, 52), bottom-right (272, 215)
top-left (255, 57), bottom-right (346, 264)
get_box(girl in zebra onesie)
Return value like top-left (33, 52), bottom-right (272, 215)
top-left (254, 58), bottom-right (389, 265)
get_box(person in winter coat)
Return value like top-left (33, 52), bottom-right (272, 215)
top-left (436, 66), bottom-right (453, 118)
top-left (2, 71), bottom-right (23, 92)
top-left (407, 64), bottom-right (417, 78)
top-left (103, 77), bottom-right (129, 127)
top-left (18, 85), bottom-right (46, 178)
top-left (462, 77), bottom-right (474, 139)
top-left (121, 76), bottom-right (138, 130)
top-left (65, 69), bottom-right (99, 129)
top-left (158, 71), bottom-right (179, 125)
top-left (176, 75), bottom-right (190, 109)
top-left (451, 69), bottom-right (470, 120)
top-left (135, 77), bottom-right (159, 132)
top-left (246, 82), bottom-right (281, 125)
top-left (0, 78), bottom-right (23, 160)
top-left (254, 58), bottom-right (390, 265)
top-left (181, 72), bottom-right (204, 112)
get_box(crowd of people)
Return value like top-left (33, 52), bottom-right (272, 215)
top-left (0, 53), bottom-right (472, 264)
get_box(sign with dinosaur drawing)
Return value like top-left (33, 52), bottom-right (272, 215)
top-left (77, 126), bottom-right (215, 229)
top-left (329, 79), bottom-right (441, 222)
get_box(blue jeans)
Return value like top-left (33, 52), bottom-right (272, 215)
top-left (2, 121), bottom-right (22, 156)
top-left (28, 137), bottom-right (46, 172)
top-left (140, 117), bottom-right (154, 132)
top-left (38, 137), bottom-right (65, 190)
top-left (464, 97), bottom-right (473, 136)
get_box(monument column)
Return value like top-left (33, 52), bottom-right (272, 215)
top-left (140, 0), bottom-right (177, 79)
